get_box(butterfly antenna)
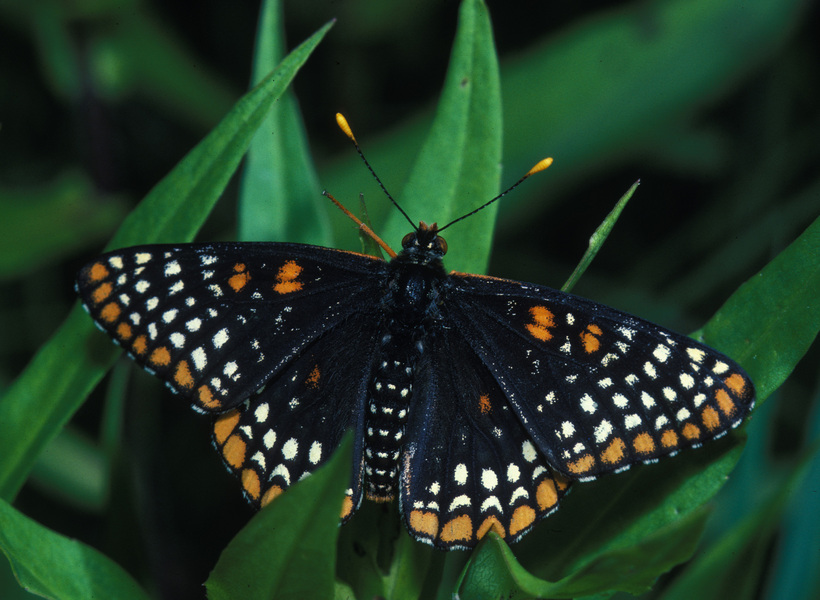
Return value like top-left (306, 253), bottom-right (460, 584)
top-left (335, 113), bottom-right (416, 230)
top-left (438, 157), bottom-right (554, 232)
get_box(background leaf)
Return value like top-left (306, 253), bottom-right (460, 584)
top-left (0, 498), bottom-right (149, 600)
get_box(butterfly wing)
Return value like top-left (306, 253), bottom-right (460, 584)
top-left (400, 324), bottom-right (571, 550)
top-left (77, 242), bottom-right (390, 516)
top-left (210, 307), bottom-right (383, 516)
top-left (445, 272), bottom-right (755, 481)
top-left (76, 243), bottom-right (387, 412)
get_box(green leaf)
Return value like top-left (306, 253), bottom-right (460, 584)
top-left (381, 0), bottom-right (502, 275)
top-left (238, 0), bottom-right (333, 245)
top-left (458, 509), bottom-right (708, 599)
top-left (660, 446), bottom-right (816, 600)
top-left (0, 20), bottom-right (334, 502)
top-left (700, 214), bottom-right (820, 403)
top-left (321, 0), bottom-right (807, 230)
top-left (0, 498), bottom-right (150, 600)
top-left (561, 181), bottom-right (639, 293)
top-left (205, 435), bottom-right (351, 600)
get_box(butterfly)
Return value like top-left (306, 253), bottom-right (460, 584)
top-left (75, 115), bottom-right (755, 550)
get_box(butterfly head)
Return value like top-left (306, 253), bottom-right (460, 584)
top-left (400, 222), bottom-right (448, 264)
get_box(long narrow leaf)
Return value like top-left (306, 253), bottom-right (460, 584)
top-left (0, 499), bottom-right (150, 600)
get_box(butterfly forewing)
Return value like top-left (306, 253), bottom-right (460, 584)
top-left (76, 243), bottom-right (386, 413)
top-left (447, 272), bottom-right (755, 481)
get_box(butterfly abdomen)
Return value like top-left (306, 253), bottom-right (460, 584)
top-left (364, 330), bottom-right (417, 501)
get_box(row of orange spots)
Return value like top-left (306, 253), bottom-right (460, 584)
top-left (409, 478), bottom-right (564, 545)
top-left (580, 324), bottom-right (603, 354)
top-left (213, 410), bottom-right (264, 502)
top-left (228, 263), bottom-right (251, 293)
top-left (526, 305), bottom-right (555, 341)
top-left (274, 260), bottom-right (303, 294)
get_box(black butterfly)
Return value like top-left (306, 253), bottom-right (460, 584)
top-left (76, 117), bottom-right (754, 550)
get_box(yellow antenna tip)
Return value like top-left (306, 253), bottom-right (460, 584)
top-left (526, 157), bottom-right (553, 177)
top-left (335, 113), bottom-right (356, 142)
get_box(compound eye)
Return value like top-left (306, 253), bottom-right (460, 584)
top-left (435, 236), bottom-right (448, 255)
top-left (402, 232), bottom-right (416, 247)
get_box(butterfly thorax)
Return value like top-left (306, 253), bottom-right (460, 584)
top-left (363, 224), bottom-right (449, 501)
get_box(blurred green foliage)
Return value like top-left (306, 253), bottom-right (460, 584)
top-left (0, 0), bottom-right (818, 598)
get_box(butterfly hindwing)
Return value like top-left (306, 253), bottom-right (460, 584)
top-left (446, 272), bottom-right (755, 481)
top-left (210, 308), bottom-right (383, 517)
top-left (76, 243), bottom-right (386, 413)
top-left (400, 322), bottom-right (570, 550)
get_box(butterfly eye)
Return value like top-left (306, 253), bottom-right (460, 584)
top-left (435, 236), bottom-right (448, 255)
top-left (402, 232), bottom-right (417, 248)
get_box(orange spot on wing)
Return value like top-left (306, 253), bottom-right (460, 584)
top-left (198, 385), bottom-right (221, 410)
top-left (476, 516), bottom-right (505, 541)
top-left (174, 359), bottom-right (194, 389)
top-left (274, 260), bottom-right (303, 294)
top-left (440, 515), bottom-right (473, 544)
top-left (509, 505), bottom-right (536, 536)
top-left (214, 409), bottom-right (241, 444)
top-left (222, 434), bottom-right (246, 469)
top-left (580, 324), bottom-right (602, 354)
top-left (116, 322), bottom-right (133, 340)
top-left (600, 437), bottom-right (625, 464)
top-left (536, 479), bottom-right (559, 510)
top-left (701, 406), bottom-right (720, 430)
top-left (91, 282), bottom-right (113, 304)
top-left (100, 302), bottom-right (121, 323)
top-left (340, 494), bottom-right (354, 520)
top-left (242, 468), bottom-right (261, 500)
top-left (148, 346), bottom-right (171, 367)
top-left (567, 453), bottom-right (595, 475)
top-left (660, 429), bottom-right (679, 448)
top-left (228, 263), bottom-right (251, 292)
top-left (132, 335), bottom-right (148, 355)
top-left (306, 365), bottom-right (321, 389)
top-left (478, 393), bottom-right (491, 415)
top-left (724, 373), bottom-right (747, 396)
top-left (633, 432), bottom-right (655, 454)
top-left (408, 510), bottom-right (439, 538)
top-left (715, 389), bottom-right (737, 418)
top-left (526, 305), bottom-right (555, 341)
top-left (682, 423), bottom-right (701, 440)
top-left (88, 262), bottom-right (109, 283)
top-left (261, 485), bottom-right (284, 508)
